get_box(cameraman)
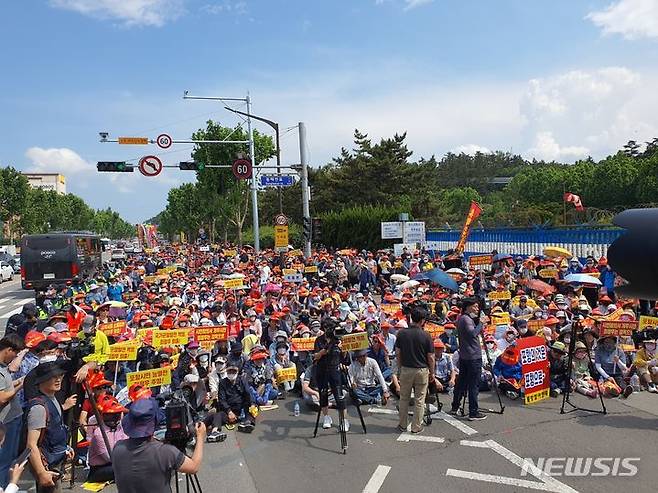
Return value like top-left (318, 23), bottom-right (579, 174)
top-left (394, 301), bottom-right (435, 434)
top-left (112, 398), bottom-right (206, 493)
top-left (449, 297), bottom-right (488, 421)
top-left (313, 318), bottom-right (348, 431)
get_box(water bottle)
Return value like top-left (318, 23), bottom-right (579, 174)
top-left (631, 374), bottom-right (641, 392)
top-left (293, 401), bottom-right (300, 416)
top-left (375, 394), bottom-right (382, 406)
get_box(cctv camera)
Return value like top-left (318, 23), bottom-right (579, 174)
top-left (99, 132), bottom-right (109, 141)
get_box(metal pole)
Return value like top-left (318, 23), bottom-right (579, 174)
top-left (275, 126), bottom-right (283, 214)
top-left (299, 122), bottom-right (311, 258)
top-left (247, 93), bottom-right (260, 253)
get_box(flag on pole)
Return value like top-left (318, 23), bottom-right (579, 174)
top-left (563, 192), bottom-right (584, 211)
top-left (455, 201), bottom-right (482, 254)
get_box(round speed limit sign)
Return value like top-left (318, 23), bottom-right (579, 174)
top-left (232, 158), bottom-right (252, 180)
top-left (156, 133), bottom-right (172, 149)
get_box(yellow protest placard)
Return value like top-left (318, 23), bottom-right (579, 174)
top-left (144, 275), bottom-right (159, 284)
top-left (108, 341), bottom-right (140, 361)
top-left (424, 321), bottom-right (444, 339)
top-left (381, 303), bottom-right (401, 315)
top-left (639, 316), bottom-right (658, 330)
top-left (487, 290), bottom-right (511, 301)
top-left (606, 308), bottom-right (624, 321)
top-left (341, 332), bottom-right (369, 352)
top-left (223, 249), bottom-right (237, 257)
top-left (126, 367), bottom-right (172, 388)
top-left (222, 278), bottom-right (245, 289)
top-left (274, 225), bottom-right (289, 252)
top-left (98, 320), bottom-right (127, 337)
top-left (275, 366), bottom-right (298, 385)
top-left (304, 265), bottom-right (318, 273)
top-left (287, 250), bottom-right (303, 257)
top-left (527, 319), bottom-right (545, 333)
top-left (469, 254), bottom-right (493, 267)
top-left (599, 320), bottom-right (638, 338)
top-left (193, 326), bottom-right (228, 348)
top-left (491, 312), bottom-right (511, 325)
top-left (152, 329), bottom-right (191, 348)
top-left (283, 269), bottom-right (298, 276)
top-left (291, 337), bottom-right (316, 352)
top-left (137, 327), bottom-right (154, 342)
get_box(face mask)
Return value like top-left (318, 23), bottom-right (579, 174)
top-left (188, 350), bottom-right (198, 358)
top-left (444, 330), bottom-right (453, 337)
top-left (469, 313), bottom-right (478, 320)
top-left (344, 325), bottom-right (353, 334)
top-left (563, 337), bottom-right (571, 345)
top-left (486, 343), bottom-right (495, 349)
top-left (506, 335), bottom-right (516, 343)
top-left (277, 348), bottom-right (287, 355)
top-left (227, 373), bottom-right (238, 382)
top-left (519, 327), bottom-right (528, 335)
top-left (40, 354), bottom-right (57, 363)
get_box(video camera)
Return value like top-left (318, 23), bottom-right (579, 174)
top-left (164, 390), bottom-right (197, 450)
top-left (632, 327), bottom-right (658, 346)
top-left (65, 338), bottom-right (94, 363)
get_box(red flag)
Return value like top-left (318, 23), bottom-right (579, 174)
top-left (455, 201), bottom-right (482, 254)
top-left (563, 192), bottom-right (584, 211)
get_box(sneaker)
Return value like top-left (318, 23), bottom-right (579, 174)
top-left (339, 419), bottom-right (350, 433)
top-left (237, 422), bottom-right (255, 433)
top-left (622, 385), bottom-right (633, 398)
top-left (468, 412), bottom-right (487, 421)
top-left (505, 391), bottom-right (520, 400)
top-left (550, 389), bottom-right (561, 398)
top-left (322, 415), bottom-right (333, 429)
top-left (447, 407), bottom-right (460, 416)
top-left (648, 384), bottom-right (658, 393)
top-left (207, 430), bottom-right (227, 442)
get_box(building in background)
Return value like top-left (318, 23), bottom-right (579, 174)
top-left (22, 173), bottom-right (67, 194)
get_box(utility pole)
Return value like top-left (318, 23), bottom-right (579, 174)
top-left (299, 122), bottom-right (311, 258)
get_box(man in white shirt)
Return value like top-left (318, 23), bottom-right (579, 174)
top-left (348, 350), bottom-right (389, 405)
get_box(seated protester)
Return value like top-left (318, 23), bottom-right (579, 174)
top-left (172, 341), bottom-right (200, 389)
top-left (212, 363), bottom-right (256, 435)
top-left (595, 335), bottom-right (633, 398)
top-left (226, 341), bottom-right (247, 373)
top-left (244, 347), bottom-right (279, 405)
top-left (300, 364), bottom-right (322, 410)
top-left (493, 345), bottom-right (523, 400)
top-left (268, 331), bottom-right (290, 358)
top-left (632, 337), bottom-right (658, 393)
top-left (571, 341), bottom-right (599, 398)
top-left (241, 325), bottom-right (260, 357)
top-left (25, 362), bottom-right (77, 493)
top-left (433, 339), bottom-right (455, 394)
top-left (497, 327), bottom-right (518, 353)
top-left (271, 341), bottom-right (296, 394)
top-left (439, 323), bottom-right (458, 353)
top-left (347, 349), bottom-right (389, 405)
top-left (208, 356), bottom-right (227, 404)
top-left (368, 334), bottom-right (400, 395)
top-left (112, 398), bottom-right (206, 493)
top-left (548, 341), bottom-right (570, 397)
top-left (87, 395), bottom-right (128, 483)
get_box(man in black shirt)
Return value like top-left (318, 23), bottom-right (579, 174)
top-left (312, 318), bottom-right (347, 431)
top-left (394, 302), bottom-right (435, 434)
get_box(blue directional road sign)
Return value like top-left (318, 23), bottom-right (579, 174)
top-left (259, 174), bottom-right (295, 187)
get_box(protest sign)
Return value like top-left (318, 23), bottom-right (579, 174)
top-left (527, 319), bottom-right (545, 333)
top-left (137, 327), bottom-right (154, 342)
top-left (144, 275), bottom-right (160, 284)
top-left (606, 308), bottom-right (624, 321)
top-left (287, 249), bottom-right (303, 257)
top-left (98, 320), bottom-right (127, 337)
top-left (487, 290), bottom-right (511, 301)
top-left (639, 315), bottom-right (658, 330)
top-left (193, 326), bottom-right (228, 348)
top-left (275, 366), bottom-right (298, 385)
top-left (340, 332), bottom-right (369, 352)
top-left (538, 268), bottom-right (558, 279)
top-left (599, 320), bottom-right (638, 338)
top-left (108, 341), bottom-right (140, 361)
top-left (223, 249), bottom-right (237, 257)
top-left (126, 367), bottom-right (172, 388)
top-left (517, 336), bottom-right (550, 405)
top-left (152, 328), bottom-right (191, 348)
top-left (291, 337), bottom-right (317, 352)
top-left (222, 278), bottom-right (245, 289)
top-left (491, 312), bottom-right (511, 325)
top-left (424, 321), bottom-right (444, 339)
top-left (304, 265), bottom-right (318, 274)
top-left (381, 303), bottom-right (401, 315)
top-left (469, 254), bottom-right (493, 267)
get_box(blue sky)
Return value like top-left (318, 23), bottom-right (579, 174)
top-left (1, 0), bottom-right (658, 223)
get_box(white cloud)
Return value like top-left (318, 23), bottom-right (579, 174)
top-left (520, 67), bottom-right (655, 161)
top-left (526, 131), bottom-right (589, 162)
top-left (49, 0), bottom-right (185, 27)
top-left (202, 1), bottom-right (247, 15)
top-left (587, 0), bottom-right (658, 40)
top-left (451, 144), bottom-right (492, 155)
top-left (25, 147), bottom-right (93, 174)
top-left (404, 0), bottom-right (434, 10)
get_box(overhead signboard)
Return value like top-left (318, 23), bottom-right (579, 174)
top-left (403, 221), bottom-right (426, 243)
top-left (260, 174), bottom-right (295, 187)
top-left (381, 221), bottom-right (403, 239)
top-left (118, 137), bottom-right (148, 145)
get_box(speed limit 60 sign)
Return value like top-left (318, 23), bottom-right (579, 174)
top-left (156, 134), bottom-right (172, 149)
top-left (232, 159), bottom-right (252, 180)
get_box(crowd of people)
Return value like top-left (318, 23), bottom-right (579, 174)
top-left (1, 242), bottom-right (657, 493)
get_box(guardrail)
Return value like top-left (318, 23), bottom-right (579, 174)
top-left (425, 227), bottom-right (623, 259)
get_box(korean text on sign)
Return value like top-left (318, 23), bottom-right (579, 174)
top-left (599, 320), bottom-right (638, 338)
top-left (152, 329), bottom-right (191, 348)
top-left (193, 326), bottom-right (228, 348)
top-left (126, 367), bottom-right (172, 388)
top-left (291, 337), bottom-right (316, 352)
top-left (108, 341), bottom-right (140, 361)
top-left (341, 332), bottom-right (369, 352)
top-left (517, 336), bottom-right (550, 405)
top-left (275, 366), bottom-right (297, 384)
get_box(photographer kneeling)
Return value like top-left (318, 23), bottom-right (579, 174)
top-left (112, 398), bottom-right (206, 493)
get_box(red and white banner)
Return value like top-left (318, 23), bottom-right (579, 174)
top-left (563, 192), bottom-right (584, 211)
top-left (517, 336), bottom-right (550, 405)
top-left (455, 201), bottom-right (482, 254)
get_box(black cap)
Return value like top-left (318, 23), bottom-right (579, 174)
top-left (22, 303), bottom-right (38, 317)
top-left (461, 297), bottom-right (479, 310)
top-left (32, 361), bottom-right (67, 385)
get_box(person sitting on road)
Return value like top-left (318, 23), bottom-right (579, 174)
top-left (271, 341), bottom-right (296, 395)
top-left (632, 336), bottom-right (658, 393)
top-left (493, 345), bottom-right (523, 400)
top-left (226, 340), bottom-right (247, 373)
top-left (244, 347), bottom-right (279, 405)
top-left (571, 341), bottom-right (599, 398)
top-left (214, 363), bottom-right (256, 435)
top-left (87, 394), bottom-right (128, 483)
top-left (548, 341), bottom-right (569, 397)
top-left (433, 339), bottom-right (456, 394)
top-left (348, 349), bottom-right (389, 405)
top-left (595, 335), bottom-right (633, 398)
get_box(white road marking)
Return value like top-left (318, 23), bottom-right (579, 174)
top-left (13, 299), bottom-right (30, 306)
top-left (397, 433), bottom-right (444, 443)
top-left (433, 411), bottom-right (478, 436)
top-left (367, 408), bottom-right (398, 415)
top-left (446, 439), bottom-right (579, 493)
top-left (0, 302), bottom-right (30, 319)
top-left (363, 465), bottom-right (391, 493)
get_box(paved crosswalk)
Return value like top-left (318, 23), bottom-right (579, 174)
top-left (0, 294), bottom-right (35, 322)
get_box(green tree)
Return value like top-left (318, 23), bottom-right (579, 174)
top-left (0, 168), bottom-right (30, 241)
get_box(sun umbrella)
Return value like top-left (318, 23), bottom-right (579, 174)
top-left (543, 246), bottom-right (572, 258)
top-left (564, 273), bottom-right (602, 286)
top-left (493, 253), bottom-right (512, 262)
top-left (228, 273), bottom-right (245, 279)
top-left (99, 300), bottom-right (128, 309)
top-left (390, 274), bottom-right (410, 283)
top-left (264, 283), bottom-right (282, 294)
top-left (414, 269), bottom-right (459, 292)
top-left (526, 279), bottom-right (555, 294)
top-left (446, 268), bottom-right (467, 276)
top-left (401, 280), bottom-right (420, 290)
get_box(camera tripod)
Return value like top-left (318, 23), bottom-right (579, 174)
top-left (174, 470), bottom-right (203, 493)
top-left (312, 369), bottom-right (367, 454)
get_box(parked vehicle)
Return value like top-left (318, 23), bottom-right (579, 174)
top-left (0, 261), bottom-right (13, 281)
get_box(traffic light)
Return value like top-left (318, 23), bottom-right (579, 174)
top-left (179, 161), bottom-right (205, 171)
top-left (608, 208), bottom-right (658, 299)
top-left (312, 217), bottom-right (322, 243)
top-left (303, 217), bottom-right (312, 242)
top-left (97, 161), bottom-right (133, 172)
